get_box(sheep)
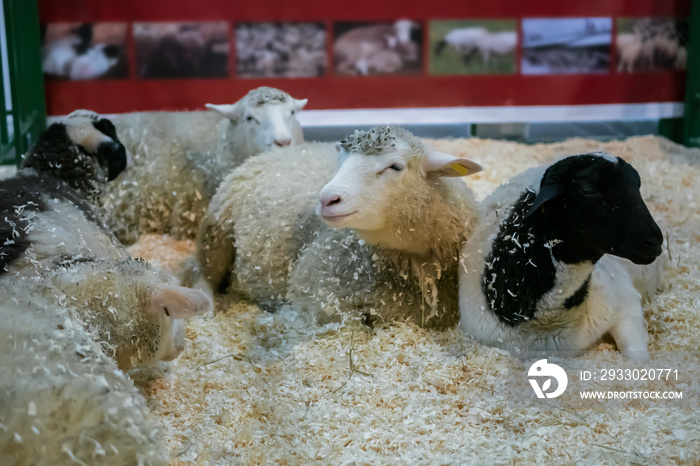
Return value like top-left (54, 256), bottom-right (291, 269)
top-left (197, 126), bottom-right (482, 328)
top-left (134, 22), bottom-right (228, 78)
top-left (42, 23), bottom-right (93, 77)
top-left (69, 43), bottom-right (120, 80)
top-left (334, 20), bottom-right (419, 76)
top-left (2, 109), bottom-right (126, 272)
top-left (1, 110), bottom-right (211, 370)
top-left (616, 33), bottom-right (641, 72)
top-left (458, 152), bottom-right (664, 360)
top-left (235, 22), bottom-right (327, 78)
top-left (434, 27), bottom-right (488, 58)
top-left (0, 283), bottom-right (169, 465)
top-left (471, 31), bottom-right (517, 64)
top-left (104, 86), bottom-right (307, 243)
top-left (617, 19), bottom-right (687, 72)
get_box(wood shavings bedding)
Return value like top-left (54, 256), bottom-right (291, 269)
top-left (127, 135), bottom-right (700, 464)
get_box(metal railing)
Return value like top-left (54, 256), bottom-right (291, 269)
top-left (1, 0), bottom-right (46, 166)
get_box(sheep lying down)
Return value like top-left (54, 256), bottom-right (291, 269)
top-left (105, 86), bottom-right (307, 243)
top-left (0, 284), bottom-right (169, 466)
top-left (459, 152), bottom-right (664, 360)
top-left (1, 109), bottom-right (211, 371)
top-left (198, 126), bottom-right (482, 328)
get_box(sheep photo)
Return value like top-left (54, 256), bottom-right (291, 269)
top-left (42, 22), bottom-right (128, 80)
top-left (522, 18), bottom-right (612, 74)
top-left (617, 18), bottom-right (688, 72)
top-left (235, 22), bottom-right (327, 78)
top-left (134, 22), bottom-right (229, 79)
top-left (429, 19), bottom-right (517, 75)
top-left (333, 20), bottom-right (422, 76)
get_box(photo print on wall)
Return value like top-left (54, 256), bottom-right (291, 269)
top-left (333, 20), bottom-right (422, 76)
top-left (616, 18), bottom-right (688, 72)
top-left (42, 22), bottom-right (129, 80)
top-left (133, 22), bottom-right (229, 79)
top-left (521, 18), bottom-right (612, 75)
top-left (235, 22), bottom-right (327, 78)
top-left (429, 19), bottom-right (517, 75)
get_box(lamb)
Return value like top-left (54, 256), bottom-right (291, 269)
top-left (334, 20), bottom-right (418, 76)
top-left (1, 110), bottom-right (211, 370)
top-left (197, 126), bottom-right (482, 328)
top-left (105, 86), bottom-right (307, 243)
top-left (458, 152), bottom-right (664, 360)
top-left (0, 283), bottom-right (169, 465)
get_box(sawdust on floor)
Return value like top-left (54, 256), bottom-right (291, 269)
top-left (128, 136), bottom-right (700, 464)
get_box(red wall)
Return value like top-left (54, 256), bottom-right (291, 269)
top-left (39, 0), bottom-right (690, 114)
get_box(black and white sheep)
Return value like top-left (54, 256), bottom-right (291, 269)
top-left (197, 126), bottom-right (482, 328)
top-left (1, 110), bottom-right (211, 370)
top-left (105, 86), bottom-right (307, 243)
top-left (458, 153), bottom-right (664, 360)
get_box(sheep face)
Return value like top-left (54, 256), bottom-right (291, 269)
top-left (317, 127), bottom-right (481, 249)
top-left (53, 260), bottom-right (212, 371)
top-left (526, 153), bottom-right (663, 265)
top-left (206, 88), bottom-right (306, 152)
top-left (63, 109), bottom-right (129, 180)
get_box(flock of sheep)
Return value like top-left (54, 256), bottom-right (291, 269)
top-left (236, 22), bottom-right (327, 78)
top-left (133, 22), bottom-right (230, 79)
top-left (1, 86), bottom-right (665, 462)
top-left (617, 18), bottom-right (688, 72)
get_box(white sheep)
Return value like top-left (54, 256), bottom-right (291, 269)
top-left (0, 283), bottom-right (168, 465)
top-left (105, 86), bottom-right (307, 243)
top-left (2, 111), bottom-right (211, 370)
top-left (69, 43), bottom-right (120, 80)
top-left (471, 31), bottom-right (517, 64)
top-left (42, 24), bottom-right (93, 77)
top-left (434, 27), bottom-right (488, 58)
top-left (197, 126), bottom-right (482, 328)
top-left (458, 152), bottom-right (664, 360)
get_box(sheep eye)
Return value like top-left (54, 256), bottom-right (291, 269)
top-left (389, 164), bottom-right (404, 172)
top-left (580, 188), bottom-right (600, 197)
top-left (163, 306), bottom-right (170, 317)
top-left (291, 110), bottom-right (296, 115)
top-left (246, 116), bottom-right (257, 123)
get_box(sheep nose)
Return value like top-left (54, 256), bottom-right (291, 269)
top-left (274, 138), bottom-right (291, 147)
top-left (321, 195), bottom-right (341, 208)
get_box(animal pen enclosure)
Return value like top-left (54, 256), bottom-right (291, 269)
top-left (2, 0), bottom-right (700, 464)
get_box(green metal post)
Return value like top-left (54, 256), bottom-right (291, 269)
top-left (1, 0), bottom-right (46, 165)
top-left (683, 0), bottom-right (700, 147)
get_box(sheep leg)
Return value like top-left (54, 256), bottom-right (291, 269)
top-left (608, 311), bottom-right (649, 361)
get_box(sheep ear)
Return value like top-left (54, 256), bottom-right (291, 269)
top-left (422, 149), bottom-right (483, 177)
top-left (335, 142), bottom-right (350, 156)
top-left (205, 103), bottom-right (242, 122)
top-left (148, 285), bottom-right (212, 319)
top-left (525, 180), bottom-right (563, 218)
top-left (293, 98), bottom-right (308, 111)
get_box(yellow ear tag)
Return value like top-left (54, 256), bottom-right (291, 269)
top-left (450, 163), bottom-right (469, 176)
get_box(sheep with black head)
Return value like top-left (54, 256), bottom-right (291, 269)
top-left (1, 109), bottom-right (211, 371)
top-left (459, 152), bottom-right (664, 360)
